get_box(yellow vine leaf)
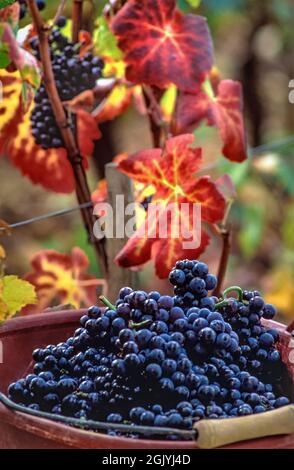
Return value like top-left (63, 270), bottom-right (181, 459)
top-left (266, 267), bottom-right (294, 319)
top-left (0, 275), bottom-right (37, 321)
top-left (0, 244), bottom-right (5, 277)
top-left (0, 244), bottom-right (5, 259)
top-left (160, 84), bottom-right (177, 123)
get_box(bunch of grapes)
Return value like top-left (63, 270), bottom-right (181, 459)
top-left (215, 289), bottom-right (283, 379)
top-left (30, 21), bottom-right (103, 149)
top-left (7, 259), bottom-right (291, 439)
top-left (18, 0), bottom-right (46, 20)
top-left (169, 260), bottom-right (218, 311)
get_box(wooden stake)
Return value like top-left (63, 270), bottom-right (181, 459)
top-left (105, 163), bottom-right (138, 302)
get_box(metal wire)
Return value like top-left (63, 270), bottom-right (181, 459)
top-left (249, 135), bottom-right (294, 156)
top-left (0, 392), bottom-right (196, 440)
top-left (0, 202), bottom-right (93, 232)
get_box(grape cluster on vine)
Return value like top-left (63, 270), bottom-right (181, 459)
top-left (30, 19), bottom-right (103, 149)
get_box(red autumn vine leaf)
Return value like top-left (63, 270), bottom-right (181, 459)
top-left (94, 83), bottom-right (133, 123)
top-left (77, 108), bottom-right (101, 158)
top-left (0, 22), bottom-right (41, 88)
top-left (116, 134), bottom-right (225, 278)
top-left (175, 79), bottom-right (247, 162)
top-left (0, 70), bottom-right (101, 193)
top-left (0, 3), bottom-right (19, 26)
top-left (0, 70), bottom-right (22, 154)
top-left (111, 0), bottom-right (213, 93)
top-left (22, 247), bottom-right (105, 315)
top-left (92, 179), bottom-right (108, 205)
top-left (92, 154), bottom-right (128, 206)
top-left (8, 106), bottom-right (99, 193)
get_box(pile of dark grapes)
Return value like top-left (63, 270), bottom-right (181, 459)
top-left (30, 20), bottom-right (103, 149)
top-left (19, 0), bottom-right (46, 20)
top-left (8, 259), bottom-right (291, 440)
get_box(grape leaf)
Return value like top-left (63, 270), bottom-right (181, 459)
top-left (116, 134), bottom-right (225, 278)
top-left (0, 1), bottom-right (16, 10)
top-left (0, 38), bottom-right (9, 67)
top-left (160, 85), bottom-right (177, 123)
top-left (94, 83), bottom-right (132, 123)
top-left (92, 179), bottom-right (108, 206)
top-left (94, 16), bottom-right (123, 61)
top-left (9, 107), bottom-right (100, 193)
top-left (0, 244), bottom-right (5, 277)
top-left (22, 248), bottom-right (103, 315)
top-left (0, 69), bottom-right (22, 155)
top-left (186, 0), bottom-right (202, 7)
top-left (0, 2), bottom-right (18, 29)
top-left (0, 275), bottom-right (36, 322)
top-left (0, 22), bottom-right (41, 91)
top-left (175, 79), bottom-right (247, 162)
top-left (111, 0), bottom-right (213, 93)
top-left (0, 70), bottom-right (101, 193)
top-left (77, 108), bottom-right (101, 158)
top-left (0, 245), bottom-right (5, 259)
top-left (265, 266), bottom-right (294, 319)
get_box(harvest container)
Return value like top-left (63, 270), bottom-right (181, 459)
top-left (0, 309), bottom-right (293, 449)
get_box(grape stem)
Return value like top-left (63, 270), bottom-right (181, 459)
top-left (26, 0), bottom-right (108, 278)
top-left (129, 319), bottom-right (153, 330)
top-left (215, 285), bottom-right (243, 309)
top-left (223, 286), bottom-right (243, 301)
top-left (98, 296), bottom-right (152, 330)
top-left (99, 295), bottom-right (116, 311)
top-left (142, 86), bottom-right (166, 148)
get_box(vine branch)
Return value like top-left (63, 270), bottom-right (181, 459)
top-left (212, 226), bottom-right (232, 298)
top-left (27, 0), bottom-right (108, 277)
top-left (143, 86), bottom-right (165, 148)
top-left (72, 0), bottom-right (84, 43)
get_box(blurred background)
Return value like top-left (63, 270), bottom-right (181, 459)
top-left (0, 0), bottom-right (293, 322)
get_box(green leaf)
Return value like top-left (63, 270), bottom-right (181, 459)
top-left (0, 41), bottom-right (9, 67)
top-left (177, 0), bottom-right (201, 11)
top-left (0, 0), bottom-right (16, 10)
top-left (238, 205), bottom-right (265, 260)
top-left (186, 0), bottom-right (202, 7)
top-left (0, 22), bottom-right (41, 93)
top-left (0, 275), bottom-right (37, 321)
top-left (93, 16), bottom-right (123, 61)
top-left (56, 18), bottom-right (72, 41)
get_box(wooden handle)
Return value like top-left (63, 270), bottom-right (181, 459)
top-left (195, 405), bottom-right (294, 449)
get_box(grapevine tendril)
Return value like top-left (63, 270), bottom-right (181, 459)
top-left (215, 286), bottom-right (243, 309)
